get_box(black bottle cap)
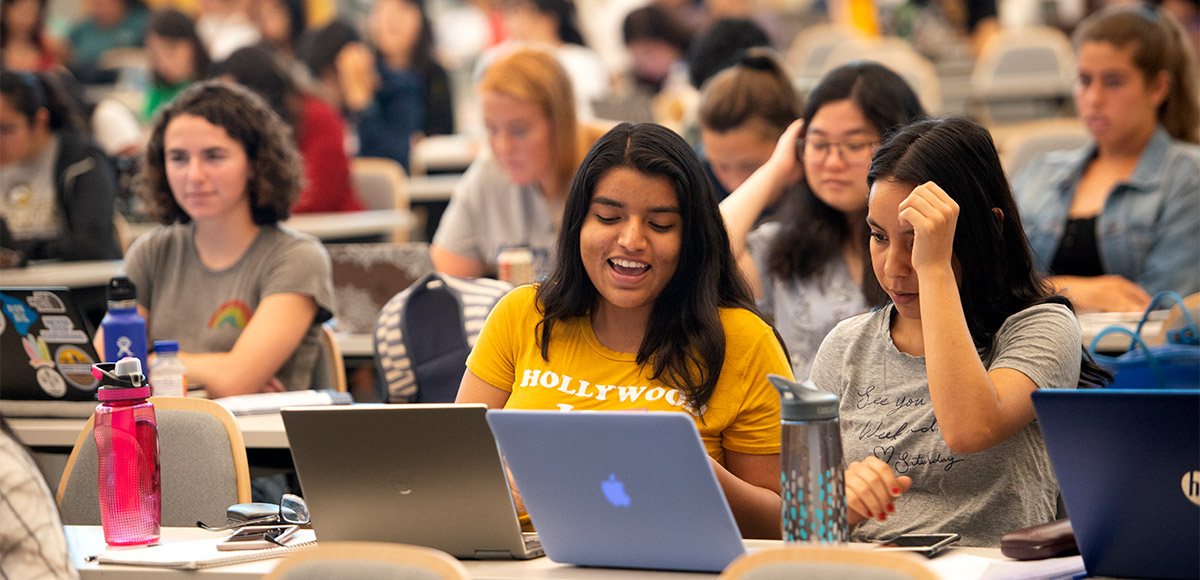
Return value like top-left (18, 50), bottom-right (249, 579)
top-left (106, 276), bottom-right (137, 302)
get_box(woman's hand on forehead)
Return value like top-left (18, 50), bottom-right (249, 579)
top-left (898, 181), bottom-right (958, 274)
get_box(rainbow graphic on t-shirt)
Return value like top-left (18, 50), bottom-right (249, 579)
top-left (207, 300), bottom-right (253, 330)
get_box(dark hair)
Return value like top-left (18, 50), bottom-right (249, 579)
top-left (212, 45), bottom-right (299, 127)
top-left (868, 117), bottom-right (1110, 387)
top-left (505, 0), bottom-right (586, 46)
top-left (138, 80), bottom-right (301, 226)
top-left (687, 18), bottom-right (771, 89)
top-left (698, 48), bottom-right (800, 136)
top-left (767, 61), bottom-right (925, 306)
top-left (1, 0), bottom-right (49, 52)
top-left (373, 0), bottom-right (442, 84)
top-left (299, 19), bottom-right (359, 79)
top-left (147, 8), bottom-right (210, 86)
top-left (275, 0), bottom-right (309, 54)
top-left (1074, 3), bottom-right (1199, 143)
top-left (622, 5), bottom-right (692, 53)
top-left (537, 122), bottom-right (772, 412)
top-left (0, 70), bottom-right (85, 133)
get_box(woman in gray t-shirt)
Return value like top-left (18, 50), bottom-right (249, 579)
top-left (115, 81), bottom-right (334, 397)
top-left (811, 118), bottom-right (1111, 547)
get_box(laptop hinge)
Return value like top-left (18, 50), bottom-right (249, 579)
top-left (474, 550), bottom-right (515, 559)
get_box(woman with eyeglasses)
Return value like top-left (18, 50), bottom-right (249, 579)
top-left (1012, 4), bottom-right (1199, 312)
top-left (719, 62), bottom-right (926, 380)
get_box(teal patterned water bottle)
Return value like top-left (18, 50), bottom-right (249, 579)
top-left (769, 374), bottom-right (846, 543)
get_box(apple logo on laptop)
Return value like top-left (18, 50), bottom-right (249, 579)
top-left (602, 474), bottom-right (630, 507)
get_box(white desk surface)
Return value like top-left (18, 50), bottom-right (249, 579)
top-left (122, 210), bottom-right (415, 244)
top-left (67, 527), bottom-right (1027, 580)
top-left (0, 260), bottom-right (124, 288)
top-left (9, 413), bottom-right (288, 449)
top-left (408, 174), bottom-right (461, 203)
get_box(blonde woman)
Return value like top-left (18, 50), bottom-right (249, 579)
top-left (432, 46), bottom-right (603, 280)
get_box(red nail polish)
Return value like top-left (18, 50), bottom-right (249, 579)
top-left (887, 503), bottom-right (895, 513)
top-left (879, 514), bottom-right (887, 522)
top-left (891, 487), bottom-right (900, 495)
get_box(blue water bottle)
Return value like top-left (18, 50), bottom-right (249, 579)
top-left (101, 276), bottom-right (148, 374)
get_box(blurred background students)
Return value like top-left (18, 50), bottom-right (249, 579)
top-left (195, 0), bottom-right (260, 61)
top-left (432, 46), bottom-right (599, 280)
top-left (696, 48), bottom-right (800, 201)
top-left (486, 0), bottom-right (610, 118)
top-left (720, 62), bottom-right (926, 381)
top-left (214, 45), bottom-right (362, 213)
top-left (2, 0), bottom-right (62, 73)
top-left (1012, 3), bottom-right (1200, 312)
top-left (66, 0), bottom-right (149, 83)
top-left (0, 71), bottom-right (121, 267)
top-left (142, 8), bottom-right (210, 122)
top-left (120, 81), bottom-right (334, 397)
top-left (251, 0), bottom-right (312, 83)
top-left (363, 0), bottom-right (455, 171)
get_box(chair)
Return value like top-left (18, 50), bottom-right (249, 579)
top-left (997, 118), bottom-right (1089, 177)
top-left (113, 212), bottom-right (134, 257)
top-left (969, 26), bottom-right (1077, 125)
top-left (823, 36), bottom-right (943, 114)
top-left (56, 396), bottom-right (251, 528)
top-left (786, 23), bottom-right (856, 82)
top-left (264, 542), bottom-right (469, 580)
top-left (350, 157), bottom-right (410, 243)
top-left (720, 545), bottom-right (939, 580)
top-left (310, 324), bottom-right (348, 393)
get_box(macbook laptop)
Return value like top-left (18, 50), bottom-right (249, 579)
top-left (0, 287), bottom-right (102, 401)
top-left (1032, 389), bottom-right (1199, 580)
top-left (485, 410), bottom-right (747, 572)
top-left (280, 404), bottom-right (542, 559)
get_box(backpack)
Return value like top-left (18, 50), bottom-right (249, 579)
top-left (373, 273), bottom-right (513, 403)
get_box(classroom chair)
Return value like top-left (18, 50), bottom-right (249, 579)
top-left (823, 36), bottom-right (943, 115)
top-left (720, 546), bottom-right (938, 580)
top-left (996, 118), bottom-right (1089, 177)
top-left (969, 26), bottom-right (1077, 125)
top-left (56, 396), bottom-right (251, 527)
top-left (264, 542), bottom-right (469, 580)
top-left (350, 157), bottom-right (411, 243)
top-left (312, 324), bottom-right (348, 393)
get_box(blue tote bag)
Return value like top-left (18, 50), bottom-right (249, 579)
top-left (1088, 291), bottom-right (1200, 389)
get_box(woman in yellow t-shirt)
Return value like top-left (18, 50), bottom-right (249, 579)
top-left (456, 122), bottom-right (793, 539)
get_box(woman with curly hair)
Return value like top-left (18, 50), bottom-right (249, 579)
top-left (115, 80), bottom-right (334, 397)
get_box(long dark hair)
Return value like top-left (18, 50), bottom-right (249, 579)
top-left (0, 70), bottom-right (85, 133)
top-left (767, 61), bottom-right (925, 307)
top-left (537, 123), bottom-right (772, 411)
top-left (868, 117), bottom-right (1110, 387)
top-left (147, 8), bottom-right (210, 86)
top-left (212, 45), bottom-right (300, 128)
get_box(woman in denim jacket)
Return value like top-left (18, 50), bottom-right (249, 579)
top-left (1012, 4), bottom-right (1199, 312)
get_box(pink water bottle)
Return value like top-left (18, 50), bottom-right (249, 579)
top-left (92, 357), bottom-right (161, 545)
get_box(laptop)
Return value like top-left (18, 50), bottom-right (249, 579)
top-left (1032, 389), bottom-right (1199, 580)
top-left (280, 404), bottom-right (543, 559)
top-left (484, 410), bottom-right (747, 572)
top-left (0, 287), bottom-right (102, 401)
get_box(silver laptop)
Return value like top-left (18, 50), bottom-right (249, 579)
top-left (485, 410), bottom-right (747, 572)
top-left (281, 404), bottom-right (542, 559)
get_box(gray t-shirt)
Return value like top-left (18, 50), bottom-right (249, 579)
top-left (747, 222), bottom-right (870, 381)
top-left (431, 154), bottom-right (560, 278)
top-left (124, 224), bottom-right (335, 391)
top-left (0, 135), bottom-right (61, 242)
top-left (809, 303), bottom-right (1082, 547)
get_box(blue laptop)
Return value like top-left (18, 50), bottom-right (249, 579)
top-left (485, 410), bottom-right (746, 573)
top-left (1032, 389), bottom-right (1200, 580)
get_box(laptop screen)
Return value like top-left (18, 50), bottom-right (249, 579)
top-left (1, 287), bottom-right (102, 401)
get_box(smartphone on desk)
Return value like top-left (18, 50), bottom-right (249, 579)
top-left (874, 533), bottom-right (961, 557)
top-left (216, 524), bottom-right (300, 551)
